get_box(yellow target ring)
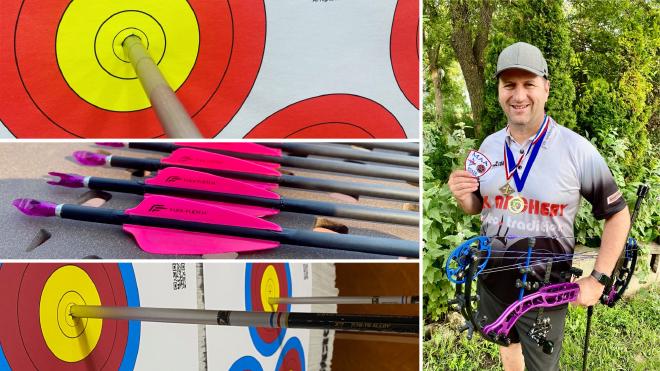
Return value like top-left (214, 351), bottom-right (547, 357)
top-left (39, 265), bottom-right (102, 362)
top-left (56, 0), bottom-right (199, 112)
top-left (261, 265), bottom-right (280, 312)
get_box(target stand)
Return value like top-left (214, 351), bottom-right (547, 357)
top-left (0, 263), bottom-right (140, 370)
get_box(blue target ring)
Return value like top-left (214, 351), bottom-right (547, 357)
top-left (245, 263), bottom-right (292, 357)
top-left (229, 355), bottom-right (264, 371)
top-left (118, 263), bottom-right (141, 371)
top-left (275, 337), bottom-right (306, 371)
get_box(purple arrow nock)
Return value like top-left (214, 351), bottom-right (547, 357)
top-left (12, 199), bottom-right (58, 217)
top-left (73, 151), bottom-right (108, 166)
top-left (47, 172), bottom-right (85, 188)
top-left (95, 142), bottom-right (125, 148)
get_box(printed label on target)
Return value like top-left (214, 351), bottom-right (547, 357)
top-left (465, 150), bottom-right (492, 178)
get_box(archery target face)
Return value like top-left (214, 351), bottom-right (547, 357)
top-left (0, 263), bottom-right (140, 370)
top-left (2, 0), bottom-right (265, 138)
top-left (0, 0), bottom-right (419, 138)
top-left (204, 263), bottom-right (312, 371)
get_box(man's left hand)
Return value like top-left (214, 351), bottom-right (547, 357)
top-left (573, 276), bottom-right (605, 306)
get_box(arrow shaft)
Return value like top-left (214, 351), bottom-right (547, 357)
top-left (267, 143), bottom-right (419, 168)
top-left (270, 296), bottom-right (419, 305)
top-left (69, 305), bottom-right (418, 334)
top-left (346, 142), bottom-right (419, 154)
top-left (107, 156), bottom-right (419, 201)
top-left (58, 205), bottom-right (419, 257)
top-left (127, 142), bottom-right (419, 182)
top-left (86, 177), bottom-right (419, 225)
top-left (123, 36), bottom-right (202, 138)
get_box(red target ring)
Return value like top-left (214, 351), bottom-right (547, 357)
top-left (391, 0), bottom-right (419, 109)
top-left (245, 94), bottom-right (405, 139)
top-left (0, 263), bottom-right (135, 370)
top-left (2, 0), bottom-right (265, 138)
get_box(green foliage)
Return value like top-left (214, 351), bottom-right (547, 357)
top-left (424, 285), bottom-right (660, 370)
top-left (481, 0), bottom-right (577, 140)
top-left (423, 124), bottom-right (480, 321)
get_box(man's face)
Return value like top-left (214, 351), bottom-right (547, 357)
top-left (498, 69), bottom-right (550, 128)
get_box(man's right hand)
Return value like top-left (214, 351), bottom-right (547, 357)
top-left (447, 170), bottom-right (482, 214)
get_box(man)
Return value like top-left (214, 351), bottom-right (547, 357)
top-left (447, 42), bottom-right (630, 371)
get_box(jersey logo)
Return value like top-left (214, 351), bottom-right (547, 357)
top-left (607, 190), bottom-right (622, 205)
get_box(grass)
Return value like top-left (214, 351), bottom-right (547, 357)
top-left (423, 285), bottom-right (660, 371)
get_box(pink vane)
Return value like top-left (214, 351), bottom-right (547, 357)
top-left (124, 195), bottom-right (281, 254)
top-left (162, 148), bottom-right (279, 189)
top-left (465, 149), bottom-right (492, 178)
top-left (176, 142), bottom-right (282, 157)
top-left (146, 167), bottom-right (280, 217)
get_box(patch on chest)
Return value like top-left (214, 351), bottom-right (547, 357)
top-left (465, 149), bottom-right (492, 178)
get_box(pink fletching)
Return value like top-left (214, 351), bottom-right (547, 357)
top-left (124, 225), bottom-right (279, 254)
top-left (147, 167), bottom-right (280, 199)
top-left (126, 195), bottom-right (282, 231)
top-left (162, 148), bottom-right (281, 176)
top-left (176, 142), bottom-right (282, 157)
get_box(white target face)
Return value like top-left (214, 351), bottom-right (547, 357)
top-left (0, 0), bottom-right (419, 138)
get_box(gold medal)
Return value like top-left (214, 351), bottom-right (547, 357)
top-left (508, 196), bottom-right (525, 214)
top-left (499, 182), bottom-right (515, 196)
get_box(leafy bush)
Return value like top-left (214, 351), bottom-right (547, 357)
top-left (423, 124), bottom-right (480, 321)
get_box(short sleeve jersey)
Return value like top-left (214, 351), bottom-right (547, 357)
top-left (475, 116), bottom-right (626, 303)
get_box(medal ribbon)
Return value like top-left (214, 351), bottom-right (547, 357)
top-left (503, 115), bottom-right (550, 192)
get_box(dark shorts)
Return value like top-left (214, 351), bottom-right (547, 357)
top-left (477, 282), bottom-right (568, 371)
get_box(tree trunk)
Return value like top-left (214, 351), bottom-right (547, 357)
top-left (449, 0), bottom-right (494, 137)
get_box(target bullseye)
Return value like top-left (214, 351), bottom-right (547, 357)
top-left (40, 265), bottom-right (102, 362)
top-left (57, 1), bottom-right (197, 111)
top-left (245, 263), bottom-right (292, 357)
top-left (0, 263), bottom-right (140, 369)
top-left (261, 265), bottom-right (280, 312)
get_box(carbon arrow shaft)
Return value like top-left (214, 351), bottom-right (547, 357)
top-left (347, 142), bottom-right (419, 154)
top-left (106, 155), bottom-right (419, 201)
top-left (125, 142), bottom-right (419, 182)
top-left (70, 305), bottom-right (419, 334)
top-left (269, 296), bottom-right (419, 305)
top-left (265, 143), bottom-right (419, 168)
top-left (84, 176), bottom-right (419, 225)
top-left (58, 204), bottom-right (419, 257)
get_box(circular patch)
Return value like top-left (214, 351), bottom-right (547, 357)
top-left (245, 95), bottom-right (406, 139)
top-left (229, 355), bottom-right (264, 371)
top-left (0, 263), bottom-right (140, 370)
top-left (245, 263), bottom-right (292, 357)
top-left (4, 0), bottom-right (266, 138)
top-left (390, 0), bottom-right (419, 109)
top-left (275, 337), bottom-right (305, 371)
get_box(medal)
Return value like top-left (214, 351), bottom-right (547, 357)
top-left (499, 182), bottom-right (515, 196)
top-left (508, 196), bottom-right (525, 214)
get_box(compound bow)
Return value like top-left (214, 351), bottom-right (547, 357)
top-left (445, 184), bottom-right (649, 365)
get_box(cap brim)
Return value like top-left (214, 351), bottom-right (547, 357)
top-left (494, 65), bottom-right (546, 79)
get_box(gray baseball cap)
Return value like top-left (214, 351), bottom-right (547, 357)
top-left (495, 42), bottom-right (548, 78)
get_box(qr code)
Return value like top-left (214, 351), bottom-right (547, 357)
top-left (172, 263), bottom-right (186, 290)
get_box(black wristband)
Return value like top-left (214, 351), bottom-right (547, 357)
top-left (590, 270), bottom-right (611, 286)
